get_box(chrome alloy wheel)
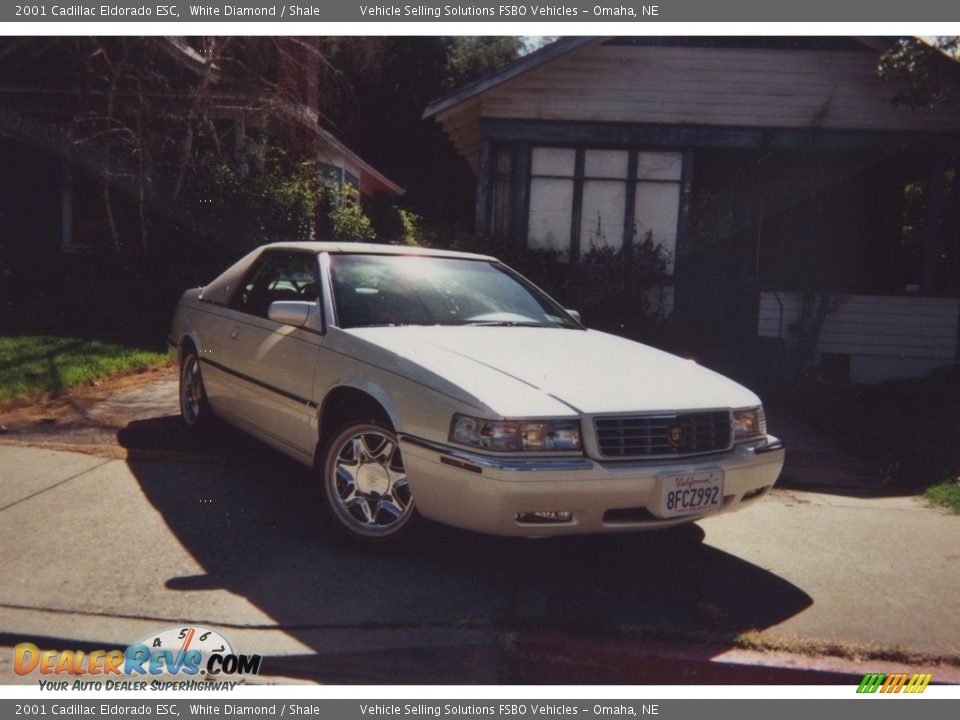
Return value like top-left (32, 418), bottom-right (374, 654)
top-left (323, 423), bottom-right (415, 541)
top-left (179, 353), bottom-right (206, 428)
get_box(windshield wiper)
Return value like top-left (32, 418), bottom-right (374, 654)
top-left (464, 320), bottom-right (549, 327)
top-left (350, 322), bottom-right (419, 328)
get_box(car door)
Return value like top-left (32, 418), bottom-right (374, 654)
top-left (220, 250), bottom-right (324, 457)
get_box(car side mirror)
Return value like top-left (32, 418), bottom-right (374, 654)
top-left (566, 309), bottom-right (582, 324)
top-left (268, 300), bottom-right (312, 328)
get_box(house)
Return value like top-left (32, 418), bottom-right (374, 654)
top-left (0, 37), bottom-right (402, 256)
top-left (424, 37), bottom-right (960, 383)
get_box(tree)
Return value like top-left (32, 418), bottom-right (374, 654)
top-left (878, 37), bottom-right (960, 111)
top-left (0, 36), bottom-right (527, 252)
top-left (0, 37), bottom-right (378, 254)
top-left (443, 37), bottom-right (525, 90)
top-left (311, 37), bottom-right (524, 226)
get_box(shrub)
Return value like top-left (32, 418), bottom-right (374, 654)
top-left (777, 371), bottom-right (960, 489)
top-left (182, 161), bottom-right (318, 256)
top-left (452, 233), bottom-right (672, 339)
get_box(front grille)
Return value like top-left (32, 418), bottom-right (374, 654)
top-left (594, 411), bottom-right (733, 459)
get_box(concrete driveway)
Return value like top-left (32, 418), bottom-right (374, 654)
top-left (1, 370), bottom-right (958, 684)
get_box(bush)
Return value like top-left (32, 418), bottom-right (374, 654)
top-left (450, 233), bottom-right (672, 339)
top-left (320, 183), bottom-right (377, 243)
top-left (186, 162), bottom-right (383, 251)
top-left (777, 372), bottom-right (960, 489)
top-left (183, 163), bottom-right (318, 255)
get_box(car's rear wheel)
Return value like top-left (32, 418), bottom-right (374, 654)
top-left (321, 421), bottom-right (417, 543)
top-left (179, 349), bottom-right (211, 431)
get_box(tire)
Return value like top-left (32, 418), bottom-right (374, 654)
top-left (179, 348), bottom-right (212, 431)
top-left (321, 421), bottom-right (417, 543)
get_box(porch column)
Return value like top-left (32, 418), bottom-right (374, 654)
top-left (921, 155), bottom-right (948, 295)
top-left (509, 141), bottom-right (530, 245)
top-left (672, 148), bottom-right (695, 325)
top-left (475, 138), bottom-right (491, 235)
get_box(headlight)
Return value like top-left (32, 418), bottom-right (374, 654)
top-left (733, 407), bottom-right (767, 441)
top-left (450, 414), bottom-right (582, 452)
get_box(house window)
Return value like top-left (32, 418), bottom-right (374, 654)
top-left (581, 149), bottom-right (629, 251)
top-left (524, 146), bottom-right (682, 270)
top-left (319, 163), bottom-right (360, 205)
top-left (634, 152), bottom-right (682, 271)
top-left (527, 147), bottom-right (576, 254)
top-left (62, 163), bottom-right (138, 253)
top-left (490, 146), bottom-right (513, 238)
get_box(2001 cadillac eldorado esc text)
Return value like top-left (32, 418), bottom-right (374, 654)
top-left (169, 242), bottom-right (785, 543)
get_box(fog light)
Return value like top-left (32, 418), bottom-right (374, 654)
top-left (515, 511), bottom-right (573, 524)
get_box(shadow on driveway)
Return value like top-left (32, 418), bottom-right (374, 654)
top-left (117, 416), bottom-right (813, 683)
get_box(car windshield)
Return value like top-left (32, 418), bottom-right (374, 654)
top-left (329, 254), bottom-right (581, 330)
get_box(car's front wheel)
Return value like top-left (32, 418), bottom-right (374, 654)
top-left (321, 421), bottom-right (417, 543)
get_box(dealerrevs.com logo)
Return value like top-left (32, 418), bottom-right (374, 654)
top-left (14, 626), bottom-right (262, 691)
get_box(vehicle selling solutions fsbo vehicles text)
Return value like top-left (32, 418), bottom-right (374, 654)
top-left (357, 5), bottom-right (659, 18)
top-left (355, 705), bottom-right (658, 716)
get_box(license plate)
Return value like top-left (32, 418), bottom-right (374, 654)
top-left (656, 471), bottom-right (724, 518)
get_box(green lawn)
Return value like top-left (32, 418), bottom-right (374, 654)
top-left (925, 479), bottom-right (960, 514)
top-left (0, 335), bottom-right (169, 403)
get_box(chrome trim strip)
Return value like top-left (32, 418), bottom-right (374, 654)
top-left (399, 435), bottom-right (594, 472)
top-left (199, 357), bottom-right (319, 409)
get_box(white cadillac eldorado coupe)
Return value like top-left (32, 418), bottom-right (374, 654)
top-left (170, 242), bottom-right (784, 543)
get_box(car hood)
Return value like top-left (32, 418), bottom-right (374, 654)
top-left (345, 326), bottom-right (760, 417)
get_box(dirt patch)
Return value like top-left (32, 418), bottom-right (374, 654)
top-left (0, 363), bottom-right (174, 419)
top-left (0, 364), bottom-right (230, 462)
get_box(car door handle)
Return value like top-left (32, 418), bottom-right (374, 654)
top-left (229, 327), bottom-right (240, 340)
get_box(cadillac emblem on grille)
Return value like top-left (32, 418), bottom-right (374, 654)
top-left (668, 423), bottom-right (684, 447)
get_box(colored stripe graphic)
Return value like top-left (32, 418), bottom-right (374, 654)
top-left (857, 672), bottom-right (931, 694)
top-left (857, 673), bottom-right (885, 693)
top-left (881, 673), bottom-right (908, 693)
top-left (903, 674), bottom-right (933, 693)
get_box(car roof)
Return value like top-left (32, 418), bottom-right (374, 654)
top-left (199, 242), bottom-right (498, 306)
top-left (261, 241), bottom-right (496, 262)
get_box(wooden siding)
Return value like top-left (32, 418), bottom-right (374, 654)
top-left (436, 98), bottom-right (481, 171)
top-left (436, 42), bottom-right (960, 169)
top-left (758, 292), bottom-right (959, 382)
top-left (456, 45), bottom-right (960, 130)
top-left (477, 44), bottom-right (960, 132)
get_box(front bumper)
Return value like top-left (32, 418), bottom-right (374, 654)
top-left (399, 435), bottom-right (785, 537)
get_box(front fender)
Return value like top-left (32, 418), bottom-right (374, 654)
top-left (326, 376), bottom-right (405, 433)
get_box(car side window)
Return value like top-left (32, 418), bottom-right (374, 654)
top-left (230, 251), bottom-right (321, 319)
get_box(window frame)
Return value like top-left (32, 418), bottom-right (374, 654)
top-left (229, 249), bottom-right (324, 327)
top-left (518, 144), bottom-right (683, 268)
